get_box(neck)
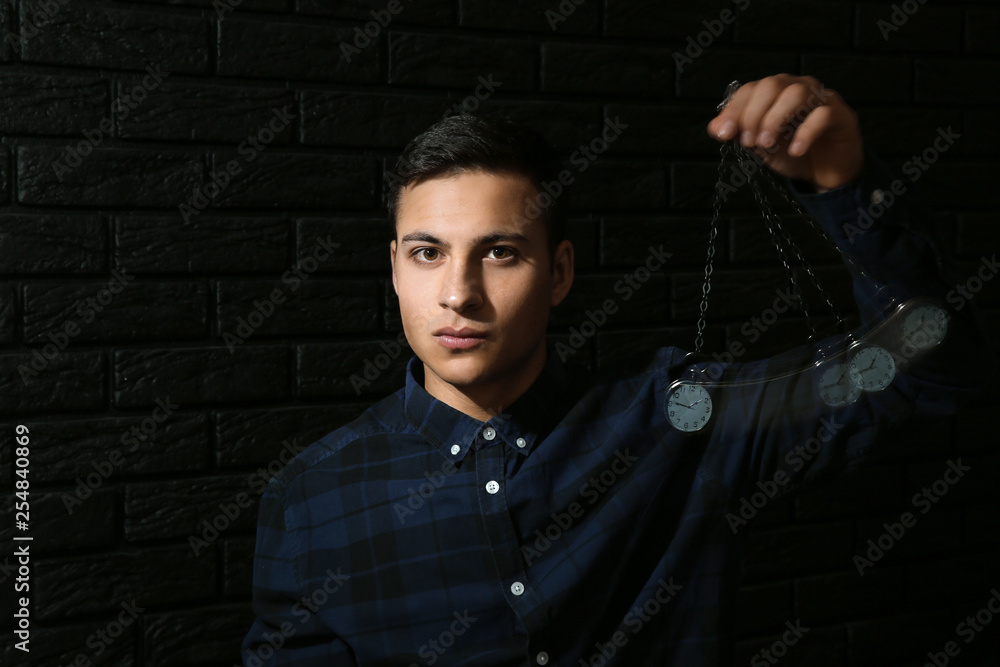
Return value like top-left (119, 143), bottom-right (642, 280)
top-left (422, 342), bottom-right (548, 422)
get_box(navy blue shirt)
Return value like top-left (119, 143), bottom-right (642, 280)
top-left (242, 160), bottom-right (994, 666)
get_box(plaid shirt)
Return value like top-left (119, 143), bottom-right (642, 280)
top-left (242, 158), bottom-right (993, 666)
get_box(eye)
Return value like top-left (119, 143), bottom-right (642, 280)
top-left (411, 247), bottom-right (440, 263)
top-left (488, 246), bottom-right (517, 261)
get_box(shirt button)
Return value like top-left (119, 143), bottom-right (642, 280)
top-left (516, 437), bottom-right (526, 448)
top-left (511, 581), bottom-right (524, 595)
top-left (450, 444), bottom-right (460, 455)
top-left (483, 426), bottom-right (496, 440)
top-left (871, 188), bottom-right (886, 205)
top-left (485, 480), bottom-right (500, 494)
top-left (536, 652), bottom-right (549, 665)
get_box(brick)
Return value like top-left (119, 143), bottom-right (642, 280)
top-left (565, 217), bottom-right (598, 270)
top-left (143, 604), bottom-right (254, 667)
top-left (21, 3), bottom-right (208, 73)
top-left (0, 73), bottom-right (107, 136)
top-left (854, 510), bottom-right (961, 566)
top-left (906, 553), bottom-right (1000, 607)
top-left (461, 0), bottom-right (598, 35)
top-left (673, 268), bottom-right (786, 320)
top-left (803, 55), bottom-right (911, 104)
top-left (125, 475), bottom-right (256, 541)
top-left (222, 537), bottom-right (254, 597)
top-left (917, 162), bottom-right (1000, 209)
top-left (17, 146), bottom-right (204, 207)
top-left (550, 273), bottom-right (668, 328)
top-left (0, 0), bottom-right (11, 62)
top-left (795, 464), bottom-right (907, 521)
top-left (217, 279), bottom-right (379, 336)
top-left (676, 51), bottom-right (797, 99)
top-left (18, 413), bottom-right (209, 483)
top-left (34, 546), bottom-right (215, 619)
top-left (219, 17), bottom-right (378, 83)
top-left (298, 218), bottom-right (391, 271)
top-left (23, 281), bottom-right (208, 342)
top-left (479, 100), bottom-right (603, 153)
top-left (736, 0), bottom-right (851, 49)
top-left (856, 4), bottom-right (962, 53)
top-left (601, 217), bottom-right (716, 268)
top-left (963, 111), bottom-right (1000, 157)
top-left (0, 490), bottom-right (115, 551)
top-left (729, 214), bottom-right (842, 264)
top-left (671, 161), bottom-right (761, 210)
top-left (132, 0), bottom-right (285, 11)
top-left (206, 152), bottom-right (378, 209)
top-left (301, 91), bottom-right (447, 147)
top-left (604, 104), bottom-right (717, 156)
top-left (916, 58), bottom-right (1000, 106)
top-left (542, 42), bottom-right (672, 97)
top-left (390, 32), bottom-right (535, 91)
top-left (2, 351), bottom-right (105, 412)
top-left (740, 520), bottom-right (853, 583)
top-left (297, 339), bottom-right (411, 397)
top-left (956, 214), bottom-right (1000, 260)
top-left (847, 610), bottom-right (952, 666)
top-left (215, 405), bottom-right (360, 466)
top-left (796, 568), bottom-right (905, 625)
top-left (0, 214), bottom-right (106, 274)
top-left (568, 160), bottom-right (667, 211)
top-left (593, 327), bottom-right (717, 373)
top-left (296, 0), bottom-right (454, 24)
top-left (116, 216), bottom-right (290, 274)
top-left (0, 144), bottom-right (9, 204)
top-left (120, 82), bottom-right (295, 142)
top-left (0, 283), bottom-right (12, 343)
top-left (966, 8), bottom-right (1000, 55)
top-left (604, 0), bottom-right (732, 41)
top-left (734, 580), bottom-right (791, 638)
top-left (114, 346), bottom-right (288, 407)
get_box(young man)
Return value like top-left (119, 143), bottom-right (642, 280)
top-left (242, 75), bottom-right (993, 665)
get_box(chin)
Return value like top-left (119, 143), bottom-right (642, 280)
top-left (427, 352), bottom-right (497, 387)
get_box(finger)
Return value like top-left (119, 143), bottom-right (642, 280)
top-left (707, 81), bottom-right (755, 141)
top-left (735, 75), bottom-right (790, 148)
top-left (756, 81), bottom-right (820, 150)
top-left (785, 103), bottom-right (836, 157)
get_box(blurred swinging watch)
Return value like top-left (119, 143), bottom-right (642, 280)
top-left (668, 80), bottom-right (887, 427)
top-left (901, 303), bottom-right (949, 351)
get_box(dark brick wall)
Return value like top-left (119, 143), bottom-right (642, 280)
top-left (1, 0), bottom-right (999, 665)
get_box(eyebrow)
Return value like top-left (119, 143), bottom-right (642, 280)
top-left (399, 230), bottom-right (532, 247)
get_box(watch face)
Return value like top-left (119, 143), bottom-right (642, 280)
top-left (902, 304), bottom-right (949, 351)
top-left (848, 344), bottom-right (896, 392)
top-left (818, 362), bottom-right (862, 407)
top-left (666, 383), bottom-right (713, 432)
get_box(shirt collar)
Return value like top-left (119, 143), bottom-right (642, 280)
top-left (404, 340), bottom-right (577, 465)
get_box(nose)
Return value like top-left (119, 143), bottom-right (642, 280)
top-left (438, 255), bottom-right (484, 312)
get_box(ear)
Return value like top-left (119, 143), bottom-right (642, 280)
top-left (550, 239), bottom-right (574, 307)
top-left (390, 239), bottom-right (398, 295)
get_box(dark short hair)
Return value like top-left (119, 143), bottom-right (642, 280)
top-left (385, 113), bottom-right (568, 263)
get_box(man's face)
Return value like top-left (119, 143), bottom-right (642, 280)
top-left (391, 170), bottom-right (573, 404)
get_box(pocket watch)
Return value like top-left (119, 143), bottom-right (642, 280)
top-left (666, 382), bottom-right (713, 432)
top-left (848, 344), bottom-right (896, 392)
top-left (901, 303), bottom-right (949, 351)
top-left (818, 361), bottom-right (862, 407)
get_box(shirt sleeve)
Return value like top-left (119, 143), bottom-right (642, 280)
top-left (685, 150), bottom-right (996, 500)
top-left (242, 477), bottom-right (359, 666)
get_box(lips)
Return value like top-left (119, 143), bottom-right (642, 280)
top-left (433, 327), bottom-right (487, 338)
top-left (433, 327), bottom-right (488, 350)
